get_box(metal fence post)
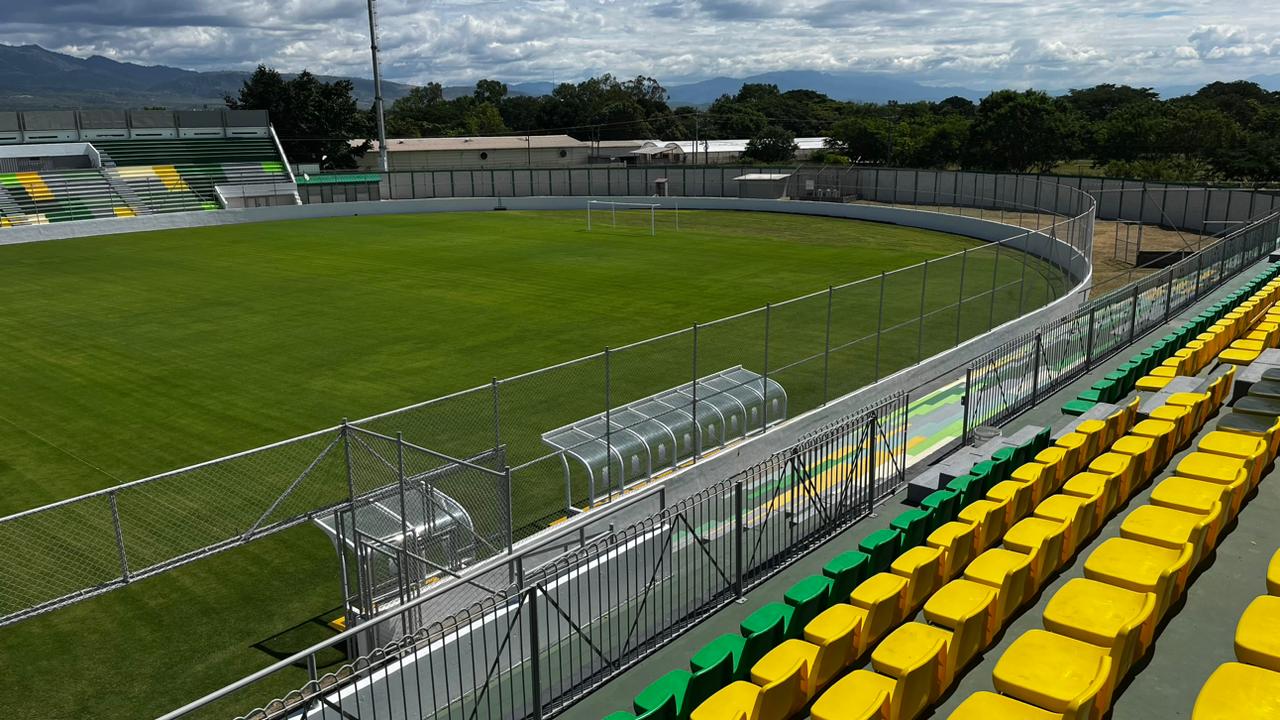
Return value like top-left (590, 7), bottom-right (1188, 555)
top-left (527, 585), bottom-right (544, 720)
top-left (1085, 306), bottom-right (1098, 368)
top-left (734, 480), bottom-right (745, 599)
top-left (342, 418), bottom-right (356, 508)
top-left (988, 242), bottom-right (1001, 330)
top-left (1031, 333), bottom-right (1043, 403)
top-left (109, 491), bottom-right (130, 582)
top-left (1193, 252), bottom-right (1204, 299)
top-left (605, 346), bottom-right (619, 494)
top-left (1127, 284), bottom-right (1140, 342)
top-left (874, 273), bottom-right (886, 379)
top-left (1163, 268), bottom-right (1175, 320)
top-left (823, 286), bottom-right (833, 404)
top-left (491, 377), bottom-right (502, 457)
top-left (961, 367), bottom-right (972, 445)
top-left (762, 304), bottom-right (771, 433)
top-left (504, 466), bottom-right (515, 554)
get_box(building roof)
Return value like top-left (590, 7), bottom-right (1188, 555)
top-left (360, 134), bottom-right (590, 153)
top-left (630, 142), bottom-right (684, 156)
top-left (733, 173), bottom-right (792, 181)
top-left (671, 137), bottom-right (828, 154)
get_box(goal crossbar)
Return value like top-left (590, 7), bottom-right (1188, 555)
top-left (586, 200), bottom-right (675, 235)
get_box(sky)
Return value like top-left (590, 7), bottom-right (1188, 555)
top-left (2, 0), bottom-right (1280, 90)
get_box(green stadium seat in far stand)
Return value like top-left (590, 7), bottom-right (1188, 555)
top-left (741, 601), bottom-right (799, 643)
top-left (890, 508), bottom-right (934, 549)
top-left (947, 475), bottom-right (984, 508)
top-left (784, 575), bottom-right (834, 631)
top-left (920, 489), bottom-right (960, 527)
top-left (822, 551), bottom-right (871, 602)
top-left (858, 528), bottom-right (903, 574)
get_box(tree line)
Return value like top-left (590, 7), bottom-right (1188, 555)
top-left (229, 66), bottom-right (1280, 183)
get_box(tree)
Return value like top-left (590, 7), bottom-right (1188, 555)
top-left (1061, 84), bottom-right (1159, 122)
top-left (227, 66), bottom-right (370, 168)
top-left (965, 90), bottom-right (1079, 172)
top-left (1094, 102), bottom-right (1169, 164)
top-left (827, 116), bottom-right (891, 163)
top-left (473, 79), bottom-right (507, 106)
top-left (464, 104), bottom-right (509, 135)
top-left (744, 126), bottom-right (797, 162)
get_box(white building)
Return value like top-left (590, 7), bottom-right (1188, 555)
top-left (356, 135), bottom-right (592, 170)
top-left (630, 137), bottom-right (829, 164)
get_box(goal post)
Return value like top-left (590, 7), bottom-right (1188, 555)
top-left (586, 200), bottom-right (678, 236)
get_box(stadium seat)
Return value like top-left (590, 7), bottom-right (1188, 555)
top-left (965, 548), bottom-right (1033, 622)
top-left (1061, 473), bottom-right (1115, 532)
top-left (920, 489), bottom-right (960, 526)
top-left (987, 480), bottom-right (1034, 527)
top-left (946, 475), bottom-right (985, 508)
top-left (609, 693), bottom-right (675, 720)
top-left (741, 603), bottom-right (796, 646)
top-left (924, 579), bottom-right (999, 665)
top-left (1191, 662), bottom-right (1280, 720)
top-left (822, 551), bottom-right (871, 603)
top-left (1149, 477), bottom-right (1230, 548)
top-left (1083, 538), bottom-right (1194, 620)
top-left (1234, 595), bottom-right (1280, 672)
top-left (784, 576), bottom-right (834, 633)
top-left (890, 508), bottom-right (935, 549)
top-left (1033, 495), bottom-right (1092, 555)
top-left (958, 498), bottom-right (1009, 552)
top-left (1269, 550), bottom-right (1280, 596)
top-left (1042, 578), bottom-right (1156, 680)
top-left (1197, 431), bottom-right (1268, 488)
top-left (873, 622), bottom-right (950, 710)
top-left (1099, 440), bottom-right (1152, 497)
top-left (1119, 504), bottom-right (1219, 567)
top-left (945, 691), bottom-right (1067, 719)
top-left (992, 630), bottom-right (1113, 720)
top-left (809, 670), bottom-right (893, 720)
top-left (891, 546), bottom-right (944, 614)
top-left (1004, 516), bottom-right (1069, 580)
top-left (850, 573), bottom-right (910, 648)
top-left (859, 529), bottom-right (904, 574)
top-left (928, 521), bottom-right (978, 581)
top-left (691, 658), bottom-right (804, 720)
top-left (1172, 454), bottom-right (1250, 518)
top-left (1130, 419), bottom-right (1179, 467)
top-left (635, 660), bottom-right (728, 720)
top-left (1011, 462), bottom-right (1053, 506)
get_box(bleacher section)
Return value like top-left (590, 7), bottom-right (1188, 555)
top-left (0, 110), bottom-right (295, 227)
top-left (597, 262), bottom-right (1280, 720)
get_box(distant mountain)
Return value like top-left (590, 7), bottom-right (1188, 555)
top-left (663, 70), bottom-right (986, 105)
top-left (0, 43), bottom-right (416, 109)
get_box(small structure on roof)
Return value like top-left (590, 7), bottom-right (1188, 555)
top-left (542, 366), bottom-right (786, 507)
top-left (733, 173), bottom-right (794, 199)
top-left (354, 134), bottom-right (591, 170)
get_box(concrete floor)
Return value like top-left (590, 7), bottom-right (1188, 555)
top-left (565, 260), bottom-right (1278, 720)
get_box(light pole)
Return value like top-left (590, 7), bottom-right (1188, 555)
top-left (366, 0), bottom-right (389, 173)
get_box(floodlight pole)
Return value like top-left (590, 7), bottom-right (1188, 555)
top-left (367, 0), bottom-right (389, 173)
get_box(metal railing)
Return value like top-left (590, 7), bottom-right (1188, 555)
top-left (159, 392), bottom-right (908, 720)
top-left (963, 210), bottom-right (1280, 439)
top-left (0, 172), bottom-right (1095, 631)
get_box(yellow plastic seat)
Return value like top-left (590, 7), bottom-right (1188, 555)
top-left (1004, 516), bottom-right (1068, 585)
top-left (1033, 447), bottom-right (1070, 493)
top-left (1119, 503), bottom-right (1220, 567)
top-left (1054, 433), bottom-right (1089, 478)
top-left (1083, 537), bottom-right (1194, 620)
top-left (992, 630), bottom-right (1113, 720)
top-left (1219, 414), bottom-right (1280, 458)
top-left (1011, 461), bottom-right (1053, 506)
top-left (850, 573), bottom-right (909, 648)
top-left (1074, 420), bottom-right (1108, 459)
top-left (891, 546), bottom-right (944, 615)
top-left (1085, 452), bottom-right (1135, 506)
top-left (924, 579), bottom-right (999, 663)
top-left (1269, 549), bottom-right (1280, 596)
top-left (752, 642), bottom-right (824, 711)
top-left (964, 548), bottom-right (1034, 622)
top-left (1198, 431), bottom-right (1269, 488)
top-left (1149, 405), bottom-right (1194, 449)
top-left (1173, 453), bottom-right (1250, 519)
top-left (928, 521), bottom-right (977, 581)
top-left (807, 602), bottom-right (868, 661)
top-left (1130, 419), bottom-right (1178, 467)
top-left (1061, 473), bottom-right (1113, 531)
top-left (1106, 436), bottom-right (1157, 494)
top-left (1042, 578), bottom-right (1157, 679)
top-left (872, 622), bottom-right (949, 710)
top-left (1191, 662), bottom-right (1280, 720)
top-left (1167, 391), bottom-right (1213, 428)
top-left (1149, 365), bottom-right (1178, 379)
top-left (987, 480), bottom-right (1033, 527)
top-left (1135, 374), bottom-right (1172, 392)
top-left (1149, 476), bottom-right (1230, 548)
top-left (1234, 595), bottom-right (1280, 673)
top-left (1221, 342), bottom-right (1264, 365)
top-left (1033, 494), bottom-right (1092, 554)
top-left (958, 499), bottom-right (1008, 552)
top-left (946, 691), bottom-right (1066, 719)
top-left (810, 670), bottom-right (892, 720)
top-left (693, 659), bottom-right (803, 720)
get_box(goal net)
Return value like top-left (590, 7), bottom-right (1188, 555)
top-left (586, 200), bottom-right (679, 236)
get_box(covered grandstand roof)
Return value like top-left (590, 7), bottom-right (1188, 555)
top-left (362, 135), bottom-right (590, 153)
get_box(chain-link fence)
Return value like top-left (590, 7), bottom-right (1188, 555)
top-left (964, 211), bottom-right (1280, 438)
top-left (0, 171), bottom-right (1094, 630)
top-left (159, 392), bottom-right (908, 720)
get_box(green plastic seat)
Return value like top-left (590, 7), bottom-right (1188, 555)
top-left (858, 528), bottom-right (902, 573)
top-left (969, 460), bottom-right (1000, 490)
top-left (947, 474), bottom-right (984, 508)
top-left (920, 489), bottom-right (960, 526)
top-left (1062, 398), bottom-right (1097, 416)
top-left (692, 633), bottom-right (756, 682)
top-left (634, 663), bottom-right (724, 720)
top-left (1033, 426), bottom-right (1052, 452)
top-left (740, 601), bottom-right (798, 643)
top-left (785, 575), bottom-right (834, 632)
top-left (608, 693), bottom-right (675, 720)
top-left (992, 445), bottom-right (1018, 469)
top-left (822, 550), bottom-right (871, 602)
top-left (890, 508), bottom-right (934, 549)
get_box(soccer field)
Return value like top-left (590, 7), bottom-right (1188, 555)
top-left (0, 209), bottom-right (1060, 719)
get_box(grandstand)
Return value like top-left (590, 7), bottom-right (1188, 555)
top-left (0, 109), bottom-right (296, 227)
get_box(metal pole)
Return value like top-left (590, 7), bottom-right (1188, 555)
top-left (733, 480), bottom-right (745, 599)
top-left (527, 586), bottom-right (544, 720)
top-left (109, 491), bottom-right (130, 582)
top-left (605, 346), bottom-right (619, 495)
top-left (342, 418), bottom-right (356, 508)
top-left (1030, 333), bottom-right (1043, 403)
top-left (504, 466), bottom-right (514, 554)
top-left (491, 377), bottom-right (502, 456)
top-left (1085, 306), bottom-right (1098, 368)
top-left (955, 249), bottom-right (968, 344)
top-left (761, 304), bottom-right (771, 433)
top-left (396, 432), bottom-right (409, 544)
top-left (874, 272), bottom-right (886, 379)
top-left (365, 0), bottom-right (388, 173)
top-left (692, 323), bottom-right (700, 459)
top-left (823, 286), bottom-right (833, 404)
top-left (1017, 231), bottom-right (1030, 315)
top-left (988, 243), bottom-right (1000, 330)
top-left (961, 367), bottom-right (972, 445)
top-left (1127, 284), bottom-right (1140, 342)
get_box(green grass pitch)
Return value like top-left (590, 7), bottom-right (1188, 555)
top-left (0, 209), bottom-right (1059, 719)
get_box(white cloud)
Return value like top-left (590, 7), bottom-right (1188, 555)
top-left (2, 0), bottom-right (1280, 90)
